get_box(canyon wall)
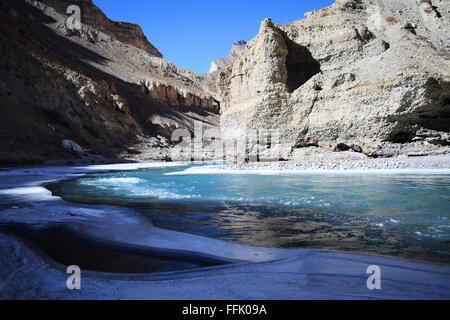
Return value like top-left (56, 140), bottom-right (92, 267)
top-left (218, 0), bottom-right (450, 158)
top-left (39, 0), bottom-right (163, 57)
top-left (0, 0), bottom-right (219, 165)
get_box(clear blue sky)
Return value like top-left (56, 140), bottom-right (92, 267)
top-left (93, 0), bottom-right (334, 74)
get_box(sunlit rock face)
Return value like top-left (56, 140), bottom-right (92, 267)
top-left (141, 81), bottom-right (220, 113)
top-left (39, 0), bottom-right (163, 57)
top-left (207, 40), bottom-right (247, 74)
top-left (204, 40), bottom-right (247, 90)
top-left (218, 0), bottom-right (450, 159)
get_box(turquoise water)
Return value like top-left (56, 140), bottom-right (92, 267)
top-left (47, 165), bottom-right (450, 263)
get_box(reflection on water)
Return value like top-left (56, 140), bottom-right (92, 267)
top-left (47, 166), bottom-right (450, 263)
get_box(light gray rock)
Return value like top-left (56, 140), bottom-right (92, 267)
top-left (218, 0), bottom-right (450, 159)
top-left (207, 40), bottom-right (247, 75)
top-left (204, 40), bottom-right (247, 93)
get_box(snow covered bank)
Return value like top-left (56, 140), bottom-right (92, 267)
top-left (167, 154), bottom-right (450, 176)
top-left (167, 167), bottom-right (450, 176)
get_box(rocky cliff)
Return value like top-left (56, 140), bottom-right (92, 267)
top-left (40, 0), bottom-right (163, 58)
top-left (202, 40), bottom-right (247, 96)
top-left (206, 40), bottom-right (247, 80)
top-left (218, 0), bottom-right (450, 158)
top-left (0, 0), bottom-right (219, 165)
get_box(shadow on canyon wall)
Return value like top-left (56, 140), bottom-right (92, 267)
top-left (281, 31), bottom-right (321, 93)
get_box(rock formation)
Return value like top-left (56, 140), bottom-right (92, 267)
top-left (0, 0), bottom-right (219, 165)
top-left (39, 0), bottom-right (162, 57)
top-left (205, 40), bottom-right (247, 86)
top-left (218, 0), bottom-right (450, 158)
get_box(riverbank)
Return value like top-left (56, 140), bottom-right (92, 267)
top-left (168, 153), bottom-right (450, 175)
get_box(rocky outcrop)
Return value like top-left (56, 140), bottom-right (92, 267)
top-left (141, 81), bottom-right (220, 113)
top-left (204, 40), bottom-right (247, 92)
top-left (218, 0), bottom-right (450, 158)
top-left (0, 0), bottom-right (219, 165)
top-left (39, 0), bottom-right (162, 57)
top-left (202, 40), bottom-right (247, 95)
top-left (207, 40), bottom-right (247, 75)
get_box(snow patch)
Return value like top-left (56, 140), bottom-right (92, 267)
top-left (80, 162), bottom-right (187, 171)
top-left (0, 186), bottom-right (58, 201)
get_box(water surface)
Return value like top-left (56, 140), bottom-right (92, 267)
top-left (47, 165), bottom-right (450, 263)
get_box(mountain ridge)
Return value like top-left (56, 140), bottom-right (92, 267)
top-left (207, 40), bottom-right (247, 74)
top-left (39, 0), bottom-right (163, 58)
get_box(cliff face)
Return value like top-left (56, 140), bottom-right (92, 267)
top-left (141, 81), bottom-right (220, 113)
top-left (204, 40), bottom-right (247, 93)
top-left (39, 0), bottom-right (162, 58)
top-left (0, 0), bottom-right (219, 165)
top-left (207, 40), bottom-right (247, 74)
top-left (218, 0), bottom-right (450, 158)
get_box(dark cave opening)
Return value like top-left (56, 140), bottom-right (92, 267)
top-left (387, 130), bottom-right (416, 144)
top-left (282, 33), bottom-right (321, 93)
top-left (418, 109), bottom-right (450, 133)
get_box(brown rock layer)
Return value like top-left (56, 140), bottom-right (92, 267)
top-left (39, 0), bottom-right (162, 57)
top-left (142, 82), bottom-right (220, 113)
